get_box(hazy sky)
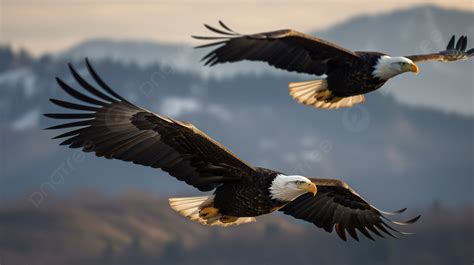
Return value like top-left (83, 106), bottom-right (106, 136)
top-left (1, 0), bottom-right (472, 55)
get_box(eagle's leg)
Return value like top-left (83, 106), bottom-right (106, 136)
top-left (220, 216), bottom-right (239, 223)
top-left (325, 96), bottom-right (342, 103)
top-left (315, 90), bottom-right (332, 101)
top-left (199, 207), bottom-right (220, 219)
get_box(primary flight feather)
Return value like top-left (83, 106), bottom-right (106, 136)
top-left (45, 59), bottom-right (419, 241)
top-left (193, 21), bottom-right (473, 109)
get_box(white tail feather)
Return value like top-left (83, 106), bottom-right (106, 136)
top-left (168, 196), bottom-right (255, 227)
top-left (289, 80), bottom-right (365, 109)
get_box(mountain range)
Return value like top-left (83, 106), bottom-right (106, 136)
top-left (0, 5), bottom-right (473, 264)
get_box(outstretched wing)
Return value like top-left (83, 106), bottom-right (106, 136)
top-left (406, 35), bottom-right (474, 63)
top-left (280, 178), bottom-right (420, 241)
top-left (45, 59), bottom-right (256, 192)
top-left (193, 21), bottom-right (360, 75)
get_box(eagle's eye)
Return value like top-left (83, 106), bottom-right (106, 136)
top-left (399, 62), bottom-right (406, 66)
top-left (295, 181), bottom-right (303, 185)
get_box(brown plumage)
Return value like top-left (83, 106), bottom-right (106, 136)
top-left (280, 179), bottom-right (419, 241)
top-left (45, 59), bottom-right (419, 240)
top-left (406, 35), bottom-right (472, 62)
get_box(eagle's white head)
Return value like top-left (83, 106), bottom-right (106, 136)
top-left (269, 174), bottom-right (317, 202)
top-left (372, 56), bottom-right (419, 80)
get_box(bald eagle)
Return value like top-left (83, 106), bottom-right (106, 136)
top-left (45, 59), bottom-right (419, 241)
top-left (193, 21), bottom-right (473, 109)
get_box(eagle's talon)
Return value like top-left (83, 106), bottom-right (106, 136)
top-left (220, 216), bottom-right (239, 223)
top-left (199, 207), bottom-right (219, 219)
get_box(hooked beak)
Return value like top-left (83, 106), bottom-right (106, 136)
top-left (298, 182), bottom-right (317, 196)
top-left (409, 63), bottom-right (419, 75)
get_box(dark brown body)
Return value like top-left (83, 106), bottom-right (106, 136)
top-left (328, 52), bottom-right (387, 97)
top-left (213, 168), bottom-right (286, 217)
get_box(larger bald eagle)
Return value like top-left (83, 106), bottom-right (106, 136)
top-left (45, 59), bottom-right (419, 241)
top-left (193, 21), bottom-right (473, 109)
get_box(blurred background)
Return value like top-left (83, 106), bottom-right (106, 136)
top-left (0, 1), bottom-right (473, 264)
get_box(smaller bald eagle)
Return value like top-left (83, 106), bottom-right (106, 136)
top-left (193, 21), bottom-right (473, 109)
top-left (45, 59), bottom-right (419, 241)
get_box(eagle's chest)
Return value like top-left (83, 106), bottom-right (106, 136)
top-left (328, 58), bottom-right (386, 96)
top-left (213, 181), bottom-right (285, 217)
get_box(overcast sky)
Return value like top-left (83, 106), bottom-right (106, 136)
top-left (1, 0), bottom-right (472, 55)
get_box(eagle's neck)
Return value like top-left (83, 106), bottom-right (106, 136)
top-left (269, 174), bottom-right (310, 202)
top-left (372, 55), bottom-right (405, 80)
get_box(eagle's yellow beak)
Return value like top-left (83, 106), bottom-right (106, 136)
top-left (298, 182), bottom-right (317, 196)
top-left (409, 63), bottom-right (419, 75)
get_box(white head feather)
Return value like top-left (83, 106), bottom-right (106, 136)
top-left (372, 56), bottom-right (417, 80)
top-left (269, 174), bottom-right (313, 202)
